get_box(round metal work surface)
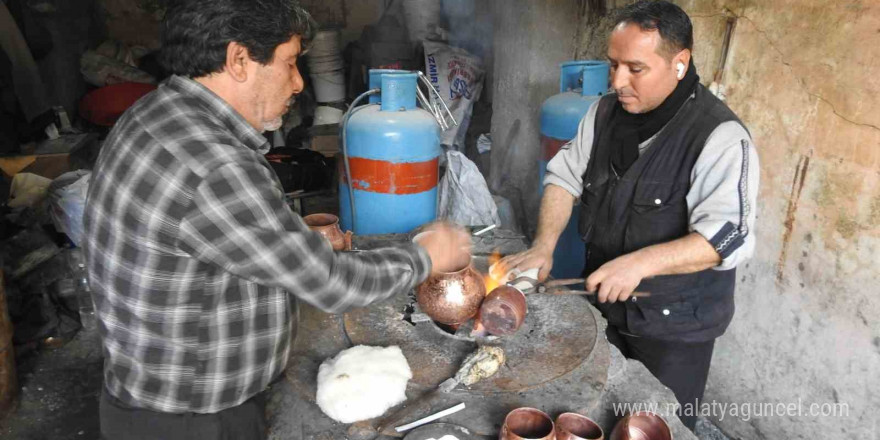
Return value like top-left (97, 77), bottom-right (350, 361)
top-left (284, 235), bottom-right (608, 439)
top-left (343, 290), bottom-right (597, 392)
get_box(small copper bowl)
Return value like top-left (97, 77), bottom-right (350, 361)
top-left (480, 285), bottom-right (527, 336)
top-left (609, 412), bottom-right (671, 440)
top-left (556, 412), bottom-right (604, 440)
top-left (303, 213), bottom-right (351, 251)
top-left (499, 407), bottom-right (555, 440)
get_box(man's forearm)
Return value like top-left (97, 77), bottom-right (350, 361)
top-left (533, 184), bottom-right (576, 252)
top-left (632, 232), bottom-right (722, 278)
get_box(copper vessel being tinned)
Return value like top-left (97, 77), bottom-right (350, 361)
top-left (416, 259), bottom-right (486, 325)
top-left (499, 407), bottom-right (556, 440)
top-left (480, 285), bottom-right (527, 336)
top-left (609, 412), bottom-right (671, 440)
top-left (556, 412), bottom-right (604, 440)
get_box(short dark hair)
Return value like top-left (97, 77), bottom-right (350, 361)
top-left (160, 0), bottom-right (316, 78)
top-left (614, 0), bottom-right (693, 59)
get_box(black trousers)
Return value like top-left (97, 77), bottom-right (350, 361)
top-left (606, 325), bottom-right (715, 430)
top-left (100, 387), bottom-right (267, 440)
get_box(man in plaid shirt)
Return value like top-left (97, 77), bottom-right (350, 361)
top-left (82, 1), bottom-right (471, 438)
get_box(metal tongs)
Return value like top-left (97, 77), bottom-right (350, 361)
top-left (509, 276), bottom-right (652, 298)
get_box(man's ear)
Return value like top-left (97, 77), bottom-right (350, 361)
top-left (225, 41), bottom-right (251, 83)
top-left (674, 49), bottom-right (691, 79)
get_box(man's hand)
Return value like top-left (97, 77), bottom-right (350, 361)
top-left (491, 185), bottom-right (577, 282)
top-left (491, 244), bottom-right (554, 282)
top-left (586, 253), bottom-right (649, 303)
top-left (586, 233), bottom-right (722, 302)
top-left (415, 222), bottom-right (472, 274)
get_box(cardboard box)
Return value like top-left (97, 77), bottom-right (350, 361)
top-left (311, 133), bottom-right (339, 157)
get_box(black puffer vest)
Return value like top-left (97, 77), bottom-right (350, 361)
top-left (579, 84), bottom-right (743, 343)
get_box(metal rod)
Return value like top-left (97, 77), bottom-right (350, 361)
top-left (394, 402), bottom-right (466, 433)
top-left (415, 73), bottom-right (445, 127)
top-left (417, 71), bottom-right (458, 128)
top-left (472, 224), bottom-right (497, 236)
top-left (543, 278), bottom-right (586, 288)
top-left (544, 289), bottom-right (652, 298)
top-left (415, 86), bottom-right (446, 130)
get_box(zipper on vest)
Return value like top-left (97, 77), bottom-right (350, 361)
top-left (607, 162), bottom-right (621, 225)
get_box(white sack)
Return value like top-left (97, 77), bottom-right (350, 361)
top-left (423, 41), bottom-right (484, 152)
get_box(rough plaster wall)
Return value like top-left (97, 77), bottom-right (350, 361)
top-left (571, 0), bottom-right (880, 438)
top-left (489, 0), bottom-right (583, 235)
top-left (681, 1), bottom-right (880, 439)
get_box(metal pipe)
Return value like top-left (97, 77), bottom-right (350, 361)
top-left (418, 71), bottom-right (458, 128)
top-left (416, 86), bottom-right (446, 130)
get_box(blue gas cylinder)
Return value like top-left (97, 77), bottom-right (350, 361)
top-left (339, 71), bottom-right (442, 234)
top-left (539, 61), bottom-right (609, 278)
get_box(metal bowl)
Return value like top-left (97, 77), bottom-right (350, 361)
top-left (556, 412), bottom-right (604, 440)
top-left (499, 407), bottom-right (556, 440)
top-left (609, 412), bottom-right (671, 440)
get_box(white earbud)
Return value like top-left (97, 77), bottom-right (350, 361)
top-left (676, 63), bottom-right (685, 79)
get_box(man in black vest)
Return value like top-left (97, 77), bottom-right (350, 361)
top-left (496, 0), bottom-right (759, 430)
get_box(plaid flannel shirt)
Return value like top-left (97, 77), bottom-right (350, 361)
top-left (82, 75), bottom-right (431, 414)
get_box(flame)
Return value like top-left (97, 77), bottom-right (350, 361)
top-left (483, 250), bottom-right (503, 294)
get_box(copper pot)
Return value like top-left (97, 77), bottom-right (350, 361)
top-left (416, 260), bottom-right (486, 325)
top-left (500, 407), bottom-right (556, 440)
top-left (556, 413), bottom-right (604, 440)
top-left (303, 213), bottom-right (352, 251)
top-left (609, 412), bottom-right (671, 440)
top-left (479, 285), bottom-right (527, 336)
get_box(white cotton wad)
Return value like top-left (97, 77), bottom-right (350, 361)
top-left (315, 345), bottom-right (412, 423)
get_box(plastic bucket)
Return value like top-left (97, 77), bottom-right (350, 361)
top-left (308, 56), bottom-right (344, 73)
top-left (309, 30), bottom-right (341, 57)
top-left (313, 106), bottom-right (344, 126)
top-left (312, 69), bottom-right (345, 103)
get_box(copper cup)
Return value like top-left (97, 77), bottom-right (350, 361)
top-left (480, 285), bottom-right (527, 336)
top-left (500, 407), bottom-right (556, 440)
top-left (609, 412), bottom-right (671, 440)
top-left (556, 412), bottom-right (604, 440)
top-left (303, 213), bottom-right (352, 251)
